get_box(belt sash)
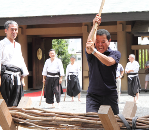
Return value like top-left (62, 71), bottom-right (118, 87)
top-left (2, 65), bottom-right (22, 85)
top-left (47, 72), bottom-right (60, 77)
top-left (68, 72), bottom-right (78, 80)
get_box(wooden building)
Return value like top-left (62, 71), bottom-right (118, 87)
top-left (0, 0), bottom-right (149, 91)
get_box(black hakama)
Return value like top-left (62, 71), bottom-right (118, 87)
top-left (44, 76), bottom-right (62, 104)
top-left (0, 65), bottom-right (24, 107)
top-left (127, 75), bottom-right (141, 97)
top-left (67, 74), bottom-right (81, 97)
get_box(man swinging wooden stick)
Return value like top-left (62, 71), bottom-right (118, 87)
top-left (64, 0), bottom-right (105, 102)
top-left (85, 0), bottom-right (121, 115)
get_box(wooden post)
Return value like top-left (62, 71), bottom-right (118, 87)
top-left (17, 96), bottom-right (32, 108)
top-left (0, 99), bottom-right (16, 130)
top-left (122, 101), bottom-right (137, 118)
top-left (98, 105), bottom-right (120, 130)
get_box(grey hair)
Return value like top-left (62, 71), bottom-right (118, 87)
top-left (129, 54), bottom-right (135, 59)
top-left (4, 20), bottom-right (18, 30)
top-left (70, 55), bottom-right (76, 59)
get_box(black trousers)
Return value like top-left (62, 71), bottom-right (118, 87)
top-left (86, 93), bottom-right (119, 115)
top-left (127, 76), bottom-right (141, 97)
top-left (67, 75), bottom-right (81, 97)
top-left (45, 77), bottom-right (61, 104)
top-left (1, 73), bottom-right (23, 107)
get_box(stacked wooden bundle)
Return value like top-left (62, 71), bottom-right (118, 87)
top-left (8, 107), bottom-right (149, 130)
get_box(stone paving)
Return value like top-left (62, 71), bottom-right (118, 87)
top-left (29, 90), bottom-right (149, 117)
top-left (1, 90), bottom-right (149, 130)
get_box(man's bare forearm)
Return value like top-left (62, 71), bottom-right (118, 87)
top-left (93, 51), bottom-right (116, 66)
top-left (87, 25), bottom-right (97, 43)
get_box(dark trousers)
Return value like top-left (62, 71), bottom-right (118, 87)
top-left (45, 77), bottom-right (60, 104)
top-left (67, 75), bottom-right (81, 97)
top-left (86, 93), bottom-right (119, 115)
top-left (1, 73), bottom-right (23, 107)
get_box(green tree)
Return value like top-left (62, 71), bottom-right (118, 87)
top-left (52, 39), bottom-right (71, 73)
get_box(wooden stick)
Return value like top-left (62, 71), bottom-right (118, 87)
top-left (90, 0), bottom-right (105, 41)
top-left (13, 117), bottom-right (50, 130)
top-left (7, 106), bottom-right (149, 129)
top-left (39, 82), bottom-right (45, 106)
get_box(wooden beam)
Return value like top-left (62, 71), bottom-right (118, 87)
top-left (126, 25), bottom-right (131, 32)
top-left (17, 96), bottom-right (32, 108)
top-left (0, 25), bottom-right (131, 36)
top-left (0, 28), bottom-right (22, 36)
top-left (131, 45), bottom-right (149, 50)
top-left (98, 105), bottom-right (120, 130)
top-left (122, 101), bottom-right (137, 118)
top-left (40, 34), bottom-right (82, 37)
top-left (0, 99), bottom-right (16, 130)
top-left (26, 27), bottom-right (82, 35)
top-left (98, 25), bottom-right (131, 32)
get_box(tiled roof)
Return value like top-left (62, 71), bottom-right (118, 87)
top-left (0, 0), bottom-right (149, 18)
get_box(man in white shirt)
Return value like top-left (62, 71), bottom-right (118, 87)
top-left (66, 55), bottom-right (81, 102)
top-left (42, 49), bottom-right (64, 108)
top-left (125, 54), bottom-right (141, 103)
top-left (0, 20), bottom-right (29, 106)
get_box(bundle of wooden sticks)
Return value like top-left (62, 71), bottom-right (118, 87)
top-left (8, 107), bottom-right (149, 130)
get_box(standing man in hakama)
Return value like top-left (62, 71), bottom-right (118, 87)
top-left (125, 54), bottom-right (141, 103)
top-left (66, 55), bottom-right (81, 102)
top-left (42, 49), bottom-right (64, 108)
top-left (0, 20), bottom-right (29, 107)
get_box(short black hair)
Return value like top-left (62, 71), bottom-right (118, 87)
top-left (49, 49), bottom-right (55, 53)
top-left (97, 29), bottom-right (111, 41)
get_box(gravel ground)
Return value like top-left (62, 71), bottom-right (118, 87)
top-left (1, 90), bottom-right (149, 130)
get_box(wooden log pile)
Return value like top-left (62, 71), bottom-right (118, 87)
top-left (8, 107), bottom-right (149, 130)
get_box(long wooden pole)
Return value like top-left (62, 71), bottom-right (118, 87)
top-left (39, 82), bottom-right (45, 106)
top-left (90, 0), bottom-right (105, 41)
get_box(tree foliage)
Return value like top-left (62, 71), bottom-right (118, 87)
top-left (52, 39), bottom-right (71, 73)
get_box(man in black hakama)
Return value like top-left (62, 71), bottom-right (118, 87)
top-left (42, 49), bottom-right (64, 108)
top-left (0, 20), bottom-right (29, 107)
top-left (125, 54), bottom-right (141, 103)
top-left (66, 55), bottom-right (81, 102)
